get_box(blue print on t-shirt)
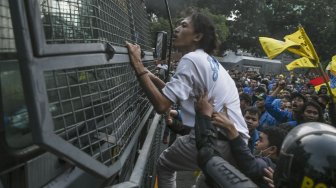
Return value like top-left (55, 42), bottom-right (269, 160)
top-left (207, 56), bottom-right (219, 81)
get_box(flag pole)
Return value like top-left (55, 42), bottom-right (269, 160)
top-left (316, 59), bottom-right (334, 101)
top-left (298, 25), bottom-right (334, 101)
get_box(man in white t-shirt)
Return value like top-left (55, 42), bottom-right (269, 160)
top-left (163, 50), bottom-right (248, 136)
top-left (126, 11), bottom-right (248, 188)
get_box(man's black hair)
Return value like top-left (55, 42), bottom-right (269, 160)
top-left (283, 88), bottom-right (292, 93)
top-left (189, 12), bottom-right (218, 54)
top-left (278, 123), bottom-right (294, 132)
top-left (282, 95), bottom-right (291, 102)
top-left (311, 94), bottom-right (318, 101)
top-left (261, 79), bottom-right (269, 86)
top-left (254, 86), bottom-right (266, 94)
top-left (244, 106), bottom-right (260, 119)
top-left (291, 92), bottom-right (307, 103)
top-left (299, 101), bottom-right (324, 123)
top-left (262, 126), bottom-right (288, 155)
top-left (318, 94), bottom-right (329, 104)
top-left (240, 93), bottom-right (252, 105)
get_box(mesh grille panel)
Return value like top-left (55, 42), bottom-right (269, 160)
top-left (0, 0), bottom-right (16, 56)
top-left (45, 62), bottom-right (155, 166)
top-left (40, 0), bottom-right (151, 50)
top-left (131, 0), bottom-right (151, 46)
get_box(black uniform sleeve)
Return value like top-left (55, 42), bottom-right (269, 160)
top-left (195, 113), bottom-right (258, 188)
top-left (229, 136), bottom-right (274, 179)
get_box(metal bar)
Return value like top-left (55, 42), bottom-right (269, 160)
top-left (129, 114), bottom-right (161, 185)
top-left (7, 0), bottom-right (159, 182)
top-left (36, 53), bottom-right (152, 71)
top-left (110, 113), bottom-right (161, 188)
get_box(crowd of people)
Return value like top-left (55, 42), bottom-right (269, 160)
top-left (230, 70), bottom-right (334, 127)
top-left (126, 10), bottom-right (336, 188)
top-left (215, 70), bottom-right (336, 187)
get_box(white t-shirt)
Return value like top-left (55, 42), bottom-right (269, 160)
top-left (162, 49), bottom-right (249, 140)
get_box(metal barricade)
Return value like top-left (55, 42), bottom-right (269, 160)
top-left (1, 0), bottom-right (164, 187)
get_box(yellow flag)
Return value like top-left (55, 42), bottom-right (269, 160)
top-left (284, 26), bottom-right (319, 62)
top-left (286, 57), bottom-right (317, 71)
top-left (259, 37), bottom-right (300, 59)
top-left (326, 55), bottom-right (336, 74)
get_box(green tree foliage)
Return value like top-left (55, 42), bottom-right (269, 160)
top-left (196, 0), bottom-right (234, 15)
top-left (146, 0), bottom-right (336, 62)
top-left (224, 1), bottom-right (269, 56)
top-left (145, 0), bottom-right (196, 18)
top-left (199, 8), bottom-right (229, 43)
top-left (199, 8), bottom-right (229, 54)
top-left (227, 0), bottom-right (336, 62)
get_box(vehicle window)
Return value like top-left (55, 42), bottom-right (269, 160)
top-left (40, 0), bottom-right (151, 49)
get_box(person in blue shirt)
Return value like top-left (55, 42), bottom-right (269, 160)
top-left (267, 77), bottom-right (278, 91)
top-left (255, 93), bottom-right (277, 131)
top-left (243, 78), bottom-right (258, 96)
top-left (265, 80), bottom-right (306, 126)
top-left (243, 107), bottom-right (260, 153)
top-left (272, 95), bottom-right (291, 112)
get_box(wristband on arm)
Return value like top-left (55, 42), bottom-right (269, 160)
top-left (136, 70), bottom-right (148, 78)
